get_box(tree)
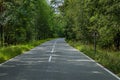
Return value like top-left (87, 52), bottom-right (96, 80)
top-left (0, 0), bottom-right (60, 46)
top-left (60, 0), bottom-right (120, 50)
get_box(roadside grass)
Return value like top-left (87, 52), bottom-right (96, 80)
top-left (68, 40), bottom-right (120, 77)
top-left (0, 38), bottom-right (52, 63)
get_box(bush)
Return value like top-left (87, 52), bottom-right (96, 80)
top-left (0, 57), bottom-right (5, 63)
top-left (68, 40), bottom-right (120, 77)
top-left (0, 38), bottom-right (52, 63)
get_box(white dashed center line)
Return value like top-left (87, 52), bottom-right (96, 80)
top-left (48, 40), bottom-right (57, 62)
top-left (48, 55), bottom-right (52, 62)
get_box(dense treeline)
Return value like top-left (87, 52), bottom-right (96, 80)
top-left (1, 0), bottom-right (120, 50)
top-left (0, 0), bottom-right (63, 46)
top-left (60, 0), bottom-right (120, 50)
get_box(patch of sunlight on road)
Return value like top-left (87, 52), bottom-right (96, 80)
top-left (67, 59), bottom-right (94, 62)
top-left (0, 73), bottom-right (8, 77)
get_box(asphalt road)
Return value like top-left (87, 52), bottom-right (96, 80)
top-left (0, 38), bottom-right (120, 80)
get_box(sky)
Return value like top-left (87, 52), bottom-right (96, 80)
top-left (46, 0), bottom-right (64, 14)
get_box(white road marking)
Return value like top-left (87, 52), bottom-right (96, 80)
top-left (81, 52), bottom-right (120, 79)
top-left (51, 41), bottom-right (57, 53)
top-left (48, 56), bottom-right (52, 62)
top-left (48, 40), bottom-right (57, 62)
top-left (96, 63), bottom-right (120, 80)
top-left (74, 50), bottom-right (120, 80)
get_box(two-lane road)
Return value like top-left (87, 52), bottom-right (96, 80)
top-left (0, 38), bottom-right (120, 80)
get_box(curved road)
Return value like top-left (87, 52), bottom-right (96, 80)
top-left (0, 38), bottom-right (120, 80)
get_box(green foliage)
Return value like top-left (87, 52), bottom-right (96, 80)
top-left (68, 40), bottom-right (120, 77)
top-left (0, 0), bottom-right (60, 46)
top-left (61, 0), bottom-right (120, 50)
top-left (0, 38), bottom-right (52, 63)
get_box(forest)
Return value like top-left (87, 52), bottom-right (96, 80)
top-left (1, 0), bottom-right (119, 50)
top-left (0, 0), bottom-right (120, 76)
top-left (60, 0), bottom-right (120, 50)
top-left (58, 0), bottom-right (120, 76)
top-left (0, 0), bottom-right (64, 47)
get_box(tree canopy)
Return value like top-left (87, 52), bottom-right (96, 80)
top-left (0, 0), bottom-right (120, 50)
top-left (60, 0), bottom-right (120, 50)
top-left (0, 0), bottom-right (64, 46)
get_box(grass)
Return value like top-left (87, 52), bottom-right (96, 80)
top-left (0, 38), bottom-right (52, 63)
top-left (68, 40), bottom-right (120, 77)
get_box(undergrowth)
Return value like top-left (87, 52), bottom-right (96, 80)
top-left (0, 38), bottom-right (52, 63)
top-left (68, 40), bottom-right (120, 77)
